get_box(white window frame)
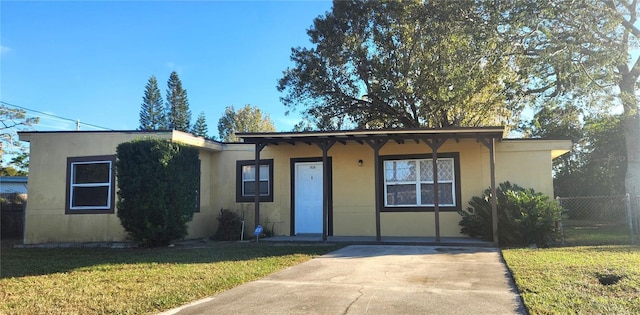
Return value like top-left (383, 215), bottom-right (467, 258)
top-left (69, 159), bottom-right (113, 210)
top-left (384, 157), bottom-right (456, 207)
top-left (241, 164), bottom-right (270, 197)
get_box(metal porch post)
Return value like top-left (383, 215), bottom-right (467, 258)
top-left (424, 139), bottom-right (445, 242)
top-left (254, 143), bottom-right (266, 230)
top-left (479, 137), bottom-right (499, 246)
top-left (489, 138), bottom-right (498, 246)
top-left (316, 140), bottom-right (335, 241)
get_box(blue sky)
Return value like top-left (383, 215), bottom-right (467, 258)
top-left (1, 1), bottom-right (333, 136)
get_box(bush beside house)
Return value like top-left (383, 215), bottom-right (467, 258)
top-left (459, 181), bottom-right (563, 247)
top-left (116, 139), bottom-right (200, 247)
top-left (212, 209), bottom-right (244, 241)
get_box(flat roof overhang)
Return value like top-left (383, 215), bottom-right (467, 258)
top-left (237, 126), bottom-right (506, 145)
top-left (17, 130), bottom-right (224, 152)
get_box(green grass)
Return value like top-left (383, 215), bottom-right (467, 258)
top-left (562, 221), bottom-right (631, 246)
top-left (0, 242), bottom-right (343, 315)
top-left (503, 245), bottom-right (640, 314)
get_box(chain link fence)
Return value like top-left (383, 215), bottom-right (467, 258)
top-left (556, 195), bottom-right (639, 246)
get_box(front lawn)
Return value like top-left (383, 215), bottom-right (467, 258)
top-left (503, 245), bottom-right (640, 314)
top-left (561, 221), bottom-right (631, 246)
top-left (0, 242), bottom-right (342, 314)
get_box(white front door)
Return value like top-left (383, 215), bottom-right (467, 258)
top-left (294, 162), bottom-right (323, 234)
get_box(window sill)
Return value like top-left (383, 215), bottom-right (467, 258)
top-left (236, 196), bottom-right (274, 203)
top-left (381, 206), bottom-right (460, 212)
top-left (65, 209), bottom-right (115, 215)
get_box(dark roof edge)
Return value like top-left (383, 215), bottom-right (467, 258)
top-left (17, 130), bottom-right (225, 145)
top-left (503, 136), bottom-right (574, 141)
top-left (18, 129), bottom-right (173, 134)
top-left (236, 126), bottom-right (505, 137)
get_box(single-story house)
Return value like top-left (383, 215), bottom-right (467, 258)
top-left (17, 127), bottom-right (571, 245)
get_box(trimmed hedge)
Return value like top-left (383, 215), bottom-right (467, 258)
top-left (458, 181), bottom-right (563, 247)
top-left (116, 139), bottom-right (200, 247)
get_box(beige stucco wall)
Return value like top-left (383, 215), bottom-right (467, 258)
top-left (185, 150), bottom-right (218, 238)
top-left (330, 140), bottom-right (489, 237)
top-left (493, 139), bottom-right (568, 197)
top-left (208, 143), bottom-right (323, 237)
top-left (214, 138), bottom-right (568, 238)
top-left (21, 131), bottom-right (220, 244)
top-left (21, 130), bottom-right (570, 243)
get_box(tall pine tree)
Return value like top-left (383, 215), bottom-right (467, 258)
top-left (191, 112), bottom-right (209, 138)
top-left (165, 71), bottom-right (191, 132)
top-left (138, 75), bottom-right (165, 130)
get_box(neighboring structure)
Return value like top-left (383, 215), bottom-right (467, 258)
top-left (18, 127), bottom-right (571, 245)
top-left (0, 176), bottom-right (28, 195)
top-left (1, 176), bottom-right (28, 239)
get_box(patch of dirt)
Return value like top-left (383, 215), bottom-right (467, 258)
top-left (596, 271), bottom-right (625, 286)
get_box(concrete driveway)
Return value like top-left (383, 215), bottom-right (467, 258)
top-left (161, 245), bottom-right (526, 315)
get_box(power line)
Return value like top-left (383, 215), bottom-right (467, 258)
top-left (19, 111), bottom-right (101, 130)
top-left (0, 100), bottom-right (113, 130)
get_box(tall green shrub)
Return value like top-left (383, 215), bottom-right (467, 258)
top-left (458, 181), bottom-right (563, 247)
top-left (116, 139), bottom-right (200, 246)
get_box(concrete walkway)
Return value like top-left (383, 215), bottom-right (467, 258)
top-left (160, 245), bottom-right (526, 315)
top-left (262, 235), bottom-right (494, 247)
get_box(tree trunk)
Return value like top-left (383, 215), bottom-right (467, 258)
top-left (620, 74), bottom-right (640, 199)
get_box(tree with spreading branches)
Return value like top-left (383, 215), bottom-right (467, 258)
top-left (278, 0), bottom-right (520, 130)
top-left (503, 0), bottom-right (639, 199)
top-left (0, 104), bottom-right (38, 173)
top-left (217, 105), bottom-right (276, 142)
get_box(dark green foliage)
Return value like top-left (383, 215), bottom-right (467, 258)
top-left (505, 0), bottom-right (639, 201)
top-left (552, 114), bottom-right (626, 197)
top-left (459, 182), bottom-right (564, 247)
top-left (138, 75), bottom-right (166, 130)
top-left (116, 139), bottom-right (200, 247)
top-left (191, 112), bottom-right (209, 138)
top-left (165, 71), bottom-right (191, 132)
top-left (278, 1), bottom-right (518, 130)
top-left (522, 103), bottom-right (626, 197)
top-left (213, 209), bottom-right (243, 241)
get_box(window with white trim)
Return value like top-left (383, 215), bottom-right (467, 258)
top-left (236, 159), bottom-right (274, 202)
top-left (384, 157), bottom-right (456, 207)
top-left (242, 164), bottom-right (270, 197)
top-left (66, 155), bottom-right (115, 214)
